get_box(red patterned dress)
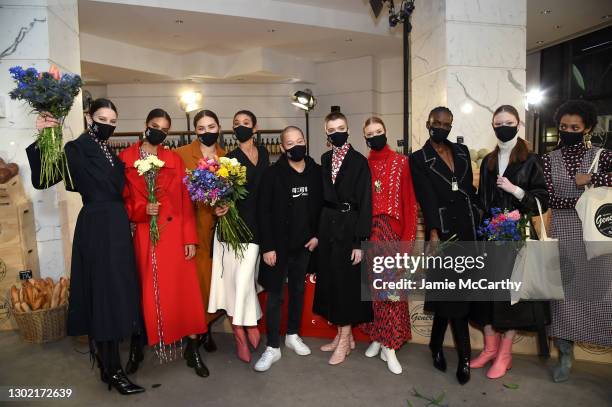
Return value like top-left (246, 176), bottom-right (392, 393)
top-left (360, 145), bottom-right (418, 350)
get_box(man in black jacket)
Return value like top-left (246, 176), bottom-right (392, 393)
top-left (254, 126), bottom-right (323, 372)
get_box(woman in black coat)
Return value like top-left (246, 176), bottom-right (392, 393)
top-left (25, 99), bottom-right (144, 395)
top-left (471, 105), bottom-right (550, 379)
top-left (313, 112), bottom-right (373, 365)
top-left (410, 106), bottom-right (480, 385)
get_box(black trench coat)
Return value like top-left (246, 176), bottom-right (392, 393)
top-left (257, 155), bottom-right (323, 292)
top-left (473, 152), bottom-right (551, 333)
top-left (410, 140), bottom-right (481, 318)
top-left (26, 134), bottom-right (142, 342)
top-left (313, 147), bottom-right (373, 326)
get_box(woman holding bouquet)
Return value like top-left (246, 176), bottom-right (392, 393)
top-left (176, 110), bottom-right (226, 352)
top-left (360, 117), bottom-right (418, 375)
top-left (119, 108), bottom-right (209, 378)
top-left (542, 100), bottom-right (612, 382)
top-left (26, 98), bottom-right (145, 395)
top-left (471, 104), bottom-right (549, 379)
top-left (208, 110), bottom-right (269, 362)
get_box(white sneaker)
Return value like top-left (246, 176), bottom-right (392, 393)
top-left (285, 334), bottom-right (311, 356)
top-left (365, 341), bottom-right (381, 358)
top-left (380, 346), bottom-right (402, 374)
top-left (254, 347), bottom-right (281, 372)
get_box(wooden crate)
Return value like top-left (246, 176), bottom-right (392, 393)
top-left (0, 201), bottom-right (36, 245)
top-left (0, 175), bottom-right (26, 205)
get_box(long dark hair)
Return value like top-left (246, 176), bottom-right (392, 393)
top-left (486, 105), bottom-right (529, 172)
top-left (193, 109), bottom-right (220, 128)
top-left (146, 108), bottom-right (171, 126)
top-left (89, 98), bottom-right (117, 116)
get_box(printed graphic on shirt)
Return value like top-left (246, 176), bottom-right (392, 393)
top-left (292, 186), bottom-right (309, 198)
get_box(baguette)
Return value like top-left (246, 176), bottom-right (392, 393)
top-left (10, 286), bottom-right (19, 307)
top-left (24, 284), bottom-right (33, 306)
top-left (18, 286), bottom-right (24, 303)
top-left (21, 302), bottom-right (31, 312)
top-left (59, 286), bottom-right (68, 305)
top-left (45, 277), bottom-right (54, 288)
top-left (13, 302), bottom-right (22, 313)
top-left (51, 283), bottom-right (61, 308)
top-left (31, 295), bottom-right (43, 311)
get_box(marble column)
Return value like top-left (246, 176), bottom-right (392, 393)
top-left (410, 0), bottom-right (527, 151)
top-left (0, 0), bottom-right (83, 280)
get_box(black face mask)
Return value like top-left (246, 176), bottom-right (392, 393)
top-left (234, 125), bottom-right (254, 142)
top-left (429, 126), bottom-right (451, 143)
top-left (89, 121), bottom-right (116, 141)
top-left (366, 134), bottom-right (387, 151)
top-left (144, 127), bottom-right (167, 145)
top-left (559, 130), bottom-right (584, 146)
top-left (494, 126), bottom-right (518, 143)
top-left (328, 131), bottom-right (349, 147)
top-left (286, 145), bottom-right (307, 162)
top-left (198, 132), bottom-right (219, 147)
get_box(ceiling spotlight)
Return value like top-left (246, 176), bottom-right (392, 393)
top-left (345, 37), bottom-right (353, 42)
top-left (555, 25), bottom-right (562, 29)
top-left (526, 89), bottom-right (544, 107)
top-left (175, 19), bottom-right (184, 24)
top-left (540, 10), bottom-right (552, 14)
top-left (291, 89), bottom-right (316, 112)
top-left (267, 28), bottom-right (277, 32)
top-left (602, 14), bottom-right (612, 19)
top-left (536, 40), bottom-right (544, 45)
top-left (179, 90), bottom-right (202, 113)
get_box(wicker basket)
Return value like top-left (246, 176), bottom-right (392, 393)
top-left (12, 303), bottom-right (68, 344)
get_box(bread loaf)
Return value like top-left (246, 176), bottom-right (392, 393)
top-left (10, 286), bottom-right (19, 307)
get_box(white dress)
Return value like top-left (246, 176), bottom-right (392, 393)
top-left (208, 232), bottom-right (262, 326)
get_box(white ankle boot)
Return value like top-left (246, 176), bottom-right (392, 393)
top-left (365, 341), bottom-right (381, 357)
top-left (380, 346), bottom-right (402, 374)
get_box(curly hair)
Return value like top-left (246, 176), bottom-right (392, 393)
top-left (553, 100), bottom-right (598, 130)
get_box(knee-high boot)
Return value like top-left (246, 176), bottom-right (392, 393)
top-left (96, 340), bottom-right (145, 395)
top-left (429, 315), bottom-right (448, 372)
top-left (450, 318), bottom-right (471, 385)
top-left (125, 333), bottom-right (145, 374)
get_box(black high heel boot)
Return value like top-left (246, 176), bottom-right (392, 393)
top-left (107, 369), bottom-right (146, 395)
top-left (429, 315), bottom-right (447, 372)
top-left (201, 328), bottom-right (217, 353)
top-left (184, 337), bottom-right (210, 377)
top-left (125, 334), bottom-right (145, 374)
top-left (450, 318), bottom-right (471, 385)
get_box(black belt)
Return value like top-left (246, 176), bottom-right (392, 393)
top-left (324, 201), bottom-right (359, 213)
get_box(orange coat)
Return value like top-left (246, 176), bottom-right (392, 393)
top-left (175, 140), bottom-right (225, 324)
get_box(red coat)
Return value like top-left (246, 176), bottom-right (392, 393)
top-left (120, 142), bottom-right (206, 346)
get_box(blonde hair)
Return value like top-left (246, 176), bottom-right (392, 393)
top-left (363, 116), bottom-right (386, 133)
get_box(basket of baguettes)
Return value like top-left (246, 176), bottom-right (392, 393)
top-left (8, 277), bottom-right (70, 344)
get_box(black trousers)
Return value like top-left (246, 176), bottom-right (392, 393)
top-left (266, 249), bottom-right (310, 348)
top-left (429, 314), bottom-right (471, 358)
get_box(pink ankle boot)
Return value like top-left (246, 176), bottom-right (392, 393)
top-left (470, 334), bottom-right (500, 368)
top-left (487, 337), bottom-right (513, 379)
top-left (232, 325), bottom-right (251, 363)
top-left (245, 326), bottom-right (261, 349)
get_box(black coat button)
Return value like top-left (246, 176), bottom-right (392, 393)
top-left (167, 217), bottom-right (173, 222)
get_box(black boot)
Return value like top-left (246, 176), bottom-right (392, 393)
top-left (201, 328), bottom-right (217, 353)
top-left (450, 318), bottom-right (471, 385)
top-left (184, 337), bottom-right (210, 377)
top-left (125, 334), bottom-right (145, 374)
top-left (429, 315), bottom-right (447, 372)
top-left (107, 369), bottom-right (146, 395)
